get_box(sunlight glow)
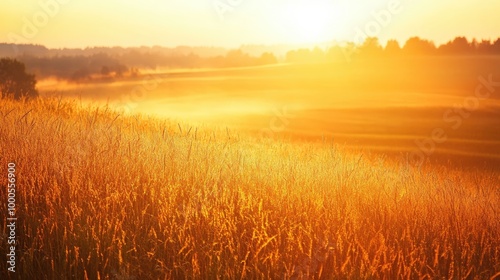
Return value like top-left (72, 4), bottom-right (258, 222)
top-left (276, 0), bottom-right (343, 44)
top-left (1, 0), bottom-right (500, 47)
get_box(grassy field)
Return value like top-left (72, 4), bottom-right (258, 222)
top-left (39, 57), bottom-right (500, 168)
top-left (1, 97), bottom-right (499, 279)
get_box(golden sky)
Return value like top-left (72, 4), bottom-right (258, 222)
top-left (1, 0), bottom-right (499, 48)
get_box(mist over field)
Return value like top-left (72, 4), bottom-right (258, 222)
top-left (37, 55), bottom-right (500, 169)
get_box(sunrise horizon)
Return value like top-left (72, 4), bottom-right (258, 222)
top-left (2, 0), bottom-right (500, 49)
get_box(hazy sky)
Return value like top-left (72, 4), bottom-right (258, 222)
top-left (1, 0), bottom-right (499, 48)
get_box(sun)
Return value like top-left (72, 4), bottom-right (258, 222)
top-left (277, 1), bottom-right (342, 44)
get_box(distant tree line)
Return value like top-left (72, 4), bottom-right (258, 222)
top-left (4, 47), bottom-right (278, 82)
top-left (285, 36), bottom-right (500, 63)
top-left (364, 36), bottom-right (500, 56)
top-left (0, 44), bottom-right (228, 60)
top-left (1, 36), bottom-right (499, 82)
top-left (18, 53), bottom-right (129, 81)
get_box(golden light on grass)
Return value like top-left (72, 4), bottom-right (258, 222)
top-left (0, 97), bottom-right (498, 279)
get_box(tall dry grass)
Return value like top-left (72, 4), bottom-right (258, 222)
top-left (0, 97), bottom-right (499, 279)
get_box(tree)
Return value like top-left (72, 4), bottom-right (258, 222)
top-left (403, 37), bottom-right (437, 55)
top-left (385, 39), bottom-right (401, 55)
top-left (438, 37), bottom-right (473, 54)
top-left (493, 38), bottom-right (500, 54)
top-left (477, 39), bottom-right (493, 54)
top-left (359, 37), bottom-right (383, 57)
top-left (101, 65), bottom-right (111, 76)
top-left (258, 52), bottom-right (278, 65)
top-left (225, 49), bottom-right (252, 67)
top-left (71, 67), bottom-right (91, 81)
top-left (0, 58), bottom-right (38, 100)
